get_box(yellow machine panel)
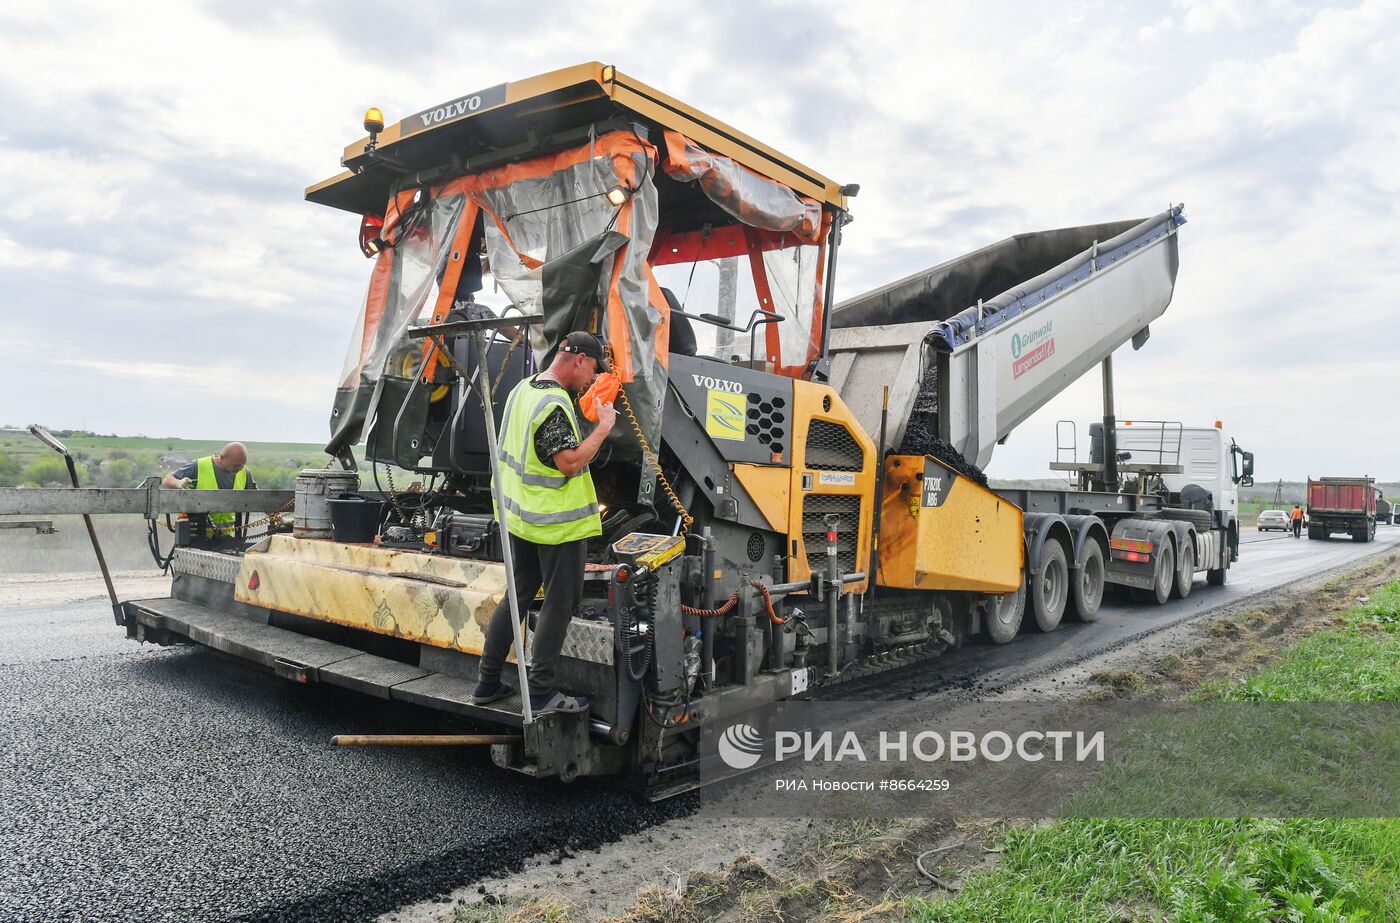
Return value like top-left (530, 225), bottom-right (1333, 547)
top-left (877, 455), bottom-right (1023, 593)
top-left (732, 463), bottom-right (791, 533)
top-left (786, 382), bottom-right (877, 593)
top-left (233, 535), bottom-right (507, 654)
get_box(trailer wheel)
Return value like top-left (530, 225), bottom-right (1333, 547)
top-left (1134, 542), bottom-right (1175, 605)
top-left (1030, 540), bottom-right (1068, 632)
top-left (1171, 536), bottom-right (1195, 600)
top-left (984, 580), bottom-right (1025, 644)
top-left (1308, 525), bottom-right (1323, 540)
top-left (1070, 540), bottom-right (1105, 622)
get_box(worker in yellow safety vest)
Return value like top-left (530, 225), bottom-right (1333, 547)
top-left (472, 331), bottom-right (616, 716)
top-left (162, 443), bottom-right (255, 537)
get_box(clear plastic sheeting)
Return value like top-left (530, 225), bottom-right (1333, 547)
top-left (370, 195), bottom-right (465, 381)
top-left (326, 130), bottom-right (670, 460)
top-left (662, 130), bottom-right (822, 242)
top-left (477, 147), bottom-right (660, 375)
top-left (762, 243), bottom-right (822, 370)
top-left (471, 131), bottom-right (665, 446)
top-left (327, 193), bottom-right (466, 456)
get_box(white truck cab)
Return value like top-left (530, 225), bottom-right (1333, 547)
top-left (1112, 422), bottom-right (1253, 524)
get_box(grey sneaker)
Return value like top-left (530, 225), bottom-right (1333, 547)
top-left (529, 690), bottom-right (589, 714)
top-left (470, 681), bottom-right (511, 705)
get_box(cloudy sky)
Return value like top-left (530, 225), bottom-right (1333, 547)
top-left (1, 0), bottom-right (1396, 480)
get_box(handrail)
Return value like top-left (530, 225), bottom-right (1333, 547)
top-left (670, 307), bottom-right (783, 334)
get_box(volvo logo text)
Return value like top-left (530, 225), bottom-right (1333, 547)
top-left (692, 374), bottom-right (743, 393)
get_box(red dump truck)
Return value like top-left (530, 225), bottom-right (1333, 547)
top-left (1306, 476), bottom-right (1377, 542)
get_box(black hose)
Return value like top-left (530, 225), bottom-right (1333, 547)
top-left (147, 516), bottom-right (176, 573)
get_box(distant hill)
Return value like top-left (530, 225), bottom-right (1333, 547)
top-left (0, 431), bottom-right (358, 490)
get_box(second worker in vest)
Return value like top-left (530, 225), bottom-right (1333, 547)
top-left (472, 331), bottom-right (616, 715)
top-left (162, 443), bottom-right (256, 540)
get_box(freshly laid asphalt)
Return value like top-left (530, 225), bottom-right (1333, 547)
top-left (2, 527), bottom-right (1396, 922)
top-left (0, 601), bottom-right (690, 922)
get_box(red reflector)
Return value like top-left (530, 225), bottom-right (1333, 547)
top-left (248, 570), bottom-right (260, 590)
top-left (826, 530), bottom-right (838, 543)
top-left (616, 566), bottom-right (630, 583)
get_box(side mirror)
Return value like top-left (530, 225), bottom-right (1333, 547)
top-left (1241, 476), bottom-right (1254, 488)
top-left (1242, 451), bottom-right (1255, 477)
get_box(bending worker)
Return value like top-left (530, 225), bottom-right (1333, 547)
top-left (162, 443), bottom-right (256, 538)
top-left (472, 331), bottom-right (615, 716)
top-left (1291, 503), bottom-right (1304, 539)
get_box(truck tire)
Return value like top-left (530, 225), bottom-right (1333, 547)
top-left (1172, 535), bottom-right (1195, 600)
top-left (1030, 540), bottom-right (1069, 632)
top-left (1308, 525), bottom-right (1323, 540)
top-left (984, 580), bottom-right (1025, 644)
top-left (1206, 563), bottom-right (1227, 586)
top-left (1157, 508), bottom-right (1214, 531)
top-left (1132, 542), bottom-right (1174, 605)
top-left (1070, 540), bottom-right (1105, 622)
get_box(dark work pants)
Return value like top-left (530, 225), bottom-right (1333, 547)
top-left (1292, 518), bottom-right (1302, 537)
top-left (477, 534), bottom-right (586, 696)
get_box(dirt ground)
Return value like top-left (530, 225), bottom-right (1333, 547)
top-left (386, 552), bottom-right (1400, 923)
top-left (0, 571), bottom-right (170, 607)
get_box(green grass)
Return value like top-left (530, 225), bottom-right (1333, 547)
top-left (1208, 579), bottom-right (1400, 703)
top-left (910, 818), bottom-right (1400, 922)
top-left (908, 576), bottom-right (1400, 923)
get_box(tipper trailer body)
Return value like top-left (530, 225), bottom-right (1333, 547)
top-left (3, 62), bottom-right (1251, 796)
top-left (1307, 476), bottom-right (1377, 542)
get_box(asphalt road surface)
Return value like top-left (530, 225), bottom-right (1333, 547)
top-left (2, 527), bottom-right (1397, 922)
top-left (849, 526), bottom-right (1400, 702)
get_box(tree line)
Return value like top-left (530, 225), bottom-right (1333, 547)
top-left (0, 449), bottom-right (321, 490)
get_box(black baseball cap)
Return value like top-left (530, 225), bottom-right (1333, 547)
top-left (557, 331), bottom-right (610, 372)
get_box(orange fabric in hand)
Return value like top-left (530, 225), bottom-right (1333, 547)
top-left (580, 372), bottom-right (621, 422)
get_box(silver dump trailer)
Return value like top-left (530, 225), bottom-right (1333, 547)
top-left (827, 205), bottom-right (1250, 609)
top-left (828, 206), bottom-right (1184, 468)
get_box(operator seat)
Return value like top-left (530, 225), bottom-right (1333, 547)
top-left (660, 288), bottom-right (697, 357)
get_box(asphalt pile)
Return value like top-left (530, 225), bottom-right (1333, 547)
top-left (0, 600), bottom-right (692, 923)
top-left (896, 366), bottom-right (989, 486)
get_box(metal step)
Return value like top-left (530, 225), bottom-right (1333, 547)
top-left (124, 597), bottom-right (525, 726)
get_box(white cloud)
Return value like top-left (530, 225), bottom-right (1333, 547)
top-left (0, 234), bottom-right (74, 270)
top-left (54, 358), bottom-right (328, 407)
top-left (1177, 0), bottom-right (1250, 32)
top-left (1137, 16), bottom-right (1176, 42)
